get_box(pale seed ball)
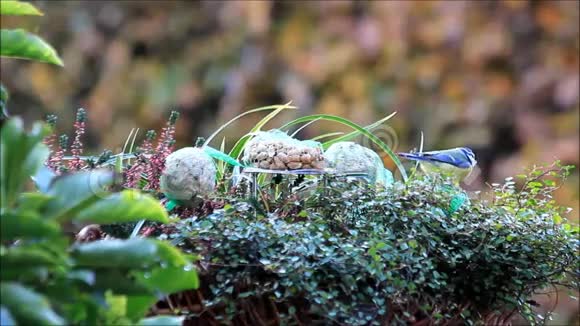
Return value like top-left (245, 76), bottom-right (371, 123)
top-left (259, 160), bottom-right (271, 169)
top-left (255, 144), bottom-right (267, 153)
top-left (302, 164), bottom-right (312, 169)
top-left (288, 149), bottom-right (300, 156)
top-left (277, 153), bottom-right (289, 163)
top-left (160, 147), bottom-right (216, 202)
top-left (288, 155), bottom-right (301, 162)
top-left (287, 162), bottom-right (303, 169)
top-left (256, 152), bottom-right (268, 161)
top-left (311, 160), bottom-right (325, 169)
top-left (273, 156), bottom-right (286, 170)
top-left (300, 153), bottom-right (312, 163)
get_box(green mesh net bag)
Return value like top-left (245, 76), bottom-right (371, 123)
top-left (243, 129), bottom-right (325, 170)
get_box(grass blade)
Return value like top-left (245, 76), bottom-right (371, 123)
top-left (127, 128), bottom-right (139, 165)
top-left (203, 102), bottom-right (296, 147)
top-left (322, 112), bottom-right (397, 149)
top-left (407, 131), bottom-right (424, 182)
top-left (229, 134), bottom-right (253, 160)
top-left (278, 114), bottom-right (407, 180)
top-left (227, 103), bottom-right (296, 159)
top-left (289, 118), bottom-right (321, 137)
top-left (310, 132), bottom-right (345, 141)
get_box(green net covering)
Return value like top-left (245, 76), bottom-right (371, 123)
top-left (439, 184), bottom-right (470, 216)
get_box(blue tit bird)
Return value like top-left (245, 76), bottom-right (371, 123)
top-left (398, 147), bottom-right (477, 184)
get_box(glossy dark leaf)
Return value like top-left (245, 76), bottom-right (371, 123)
top-left (0, 118), bottom-right (49, 209)
top-left (0, 1), bottom-right (43, 16)
top-left (135, 265), bottom-right (199, 293)
top-left (44, 169), bottom-right (115, 221)
top-left (74, 190), bottom-right (168, 224)
top-left (0, 282), bottom-right (65, 325)
top-left (0, 211), bottom-right (60, 240)
top-left (0, 246), bottom-right (61, 268)
top-left (71, 238), bottom-right (189, 269)
top-left (0, 29), bottom-right (63, 66)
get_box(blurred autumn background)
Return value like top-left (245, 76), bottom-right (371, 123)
top-left (1, 0), bottom-right (579, 323)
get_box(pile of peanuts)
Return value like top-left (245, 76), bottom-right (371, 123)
top-left (244, 140), bottom-right (325, 170)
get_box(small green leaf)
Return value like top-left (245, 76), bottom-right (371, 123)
top-left (0, 1), bottom-right (43, 16)
top-left (0, 282), bottom-right (65, 325)
top-left (139, 315), bottom-right (185, 326)
top-left (74, 190), bottom-right (169, 224)
top-left (0, 29), bottom-right (63, 66)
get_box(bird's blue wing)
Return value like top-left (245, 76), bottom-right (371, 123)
top-left (422, 150), bottom-right (472, 168)
top-left (399, 148), bottom-right (472, 168)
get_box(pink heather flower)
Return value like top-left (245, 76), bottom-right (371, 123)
top-left (140, 130), bottom-right (156, 155)
top-left (124, 155), bottom-right (146, 189)
top-left (125, 130), bottom-right (158, 189)
top-left (144, 111), bottom-right (179, 191)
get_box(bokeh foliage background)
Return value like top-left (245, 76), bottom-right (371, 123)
top-left (1, 0), bottom-right (578, 323)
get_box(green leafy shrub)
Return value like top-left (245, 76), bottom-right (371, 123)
top-left (151, 163), bottom-right (578, 325)
top-left (0, 118), bottom-right (198, 325)
top-left (42, 103), bottom-right (577, 325)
